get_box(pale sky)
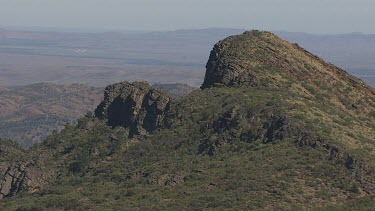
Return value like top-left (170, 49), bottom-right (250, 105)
top-left (0, 0), bottom-right (374, 33)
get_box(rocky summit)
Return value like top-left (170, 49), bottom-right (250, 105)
top-left (203, 31), bottom-right (374, 95)
top-left (0, 31), bottom-right (374, 210)
top-left (95, 81), bottom-right (172, 136)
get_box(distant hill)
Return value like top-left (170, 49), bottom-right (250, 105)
top-left (0, 83), bottom-right (196, 148)
top-left (0, 31), bottom-right (374, 210)
top-left (0, 28), bottom-right (374, 87)
top-left (152, 83), bottom-right (196, 98)
top-left (0, 83), bottom-right (103, 148)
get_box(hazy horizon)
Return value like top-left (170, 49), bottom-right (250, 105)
top-left (3, 26), bottom-right (375, 36)
top-left (1, 0), bottom-right (374, 34)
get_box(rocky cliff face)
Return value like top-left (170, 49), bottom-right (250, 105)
top-left (0, 162), bottom-right (45, 199)
top-left (95, 82), bottom-right (172, 136)
top-left (0, 139), bottom-right (45, 199)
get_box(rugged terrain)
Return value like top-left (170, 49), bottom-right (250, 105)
top-left (0, 83), bottom-right (193, 148)
top-left (0, 31), bottom-right (374, 210)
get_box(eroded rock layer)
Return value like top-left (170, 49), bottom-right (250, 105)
top-left (95, 82), bottom-right (172, 136)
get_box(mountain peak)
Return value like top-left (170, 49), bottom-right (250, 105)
top-left (201, 30), bottom-right (374, 96)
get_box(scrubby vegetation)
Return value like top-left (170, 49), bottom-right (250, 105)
top-left (1, 31), bottom-right (374, 210)
top-left (1, 85), bottom-right (374, 210)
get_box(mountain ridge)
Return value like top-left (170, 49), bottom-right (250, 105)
top-left (203, 31), bottom-right (374, 92)
top-left (0, 30), bottom-right (374, 210)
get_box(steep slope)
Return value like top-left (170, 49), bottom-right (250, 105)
top-left (203, 31), bottom-right (373, 93)
top-left (95, 82), bottom-right (172, 136)
top-left (0, 138), bottom-right (25, 199)
top-left (0, 139), bottom-right (45, 199)
top-left (0, 31), bottom-right (374, 210)
top-left (202, 30), bottom-right (375, 156)
top-left (0, 83), bottom-right (103, 147)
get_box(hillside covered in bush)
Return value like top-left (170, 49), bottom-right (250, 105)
top-left (0, 31), bottom-right (374, 210)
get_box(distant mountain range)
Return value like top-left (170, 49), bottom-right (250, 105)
top-left (0, 83), bottom-right (194, 148)
top-left (0, 28), bottom-right (374, 87)
top-left (0, 83), bottom-right (103, 147)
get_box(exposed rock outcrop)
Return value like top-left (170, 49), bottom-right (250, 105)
top-left (95, 81), bottom-right (172, 136)
top-left (0, 139), bottom-right (45, 199)
top-left (0, 162), bottom-right (44, 199)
